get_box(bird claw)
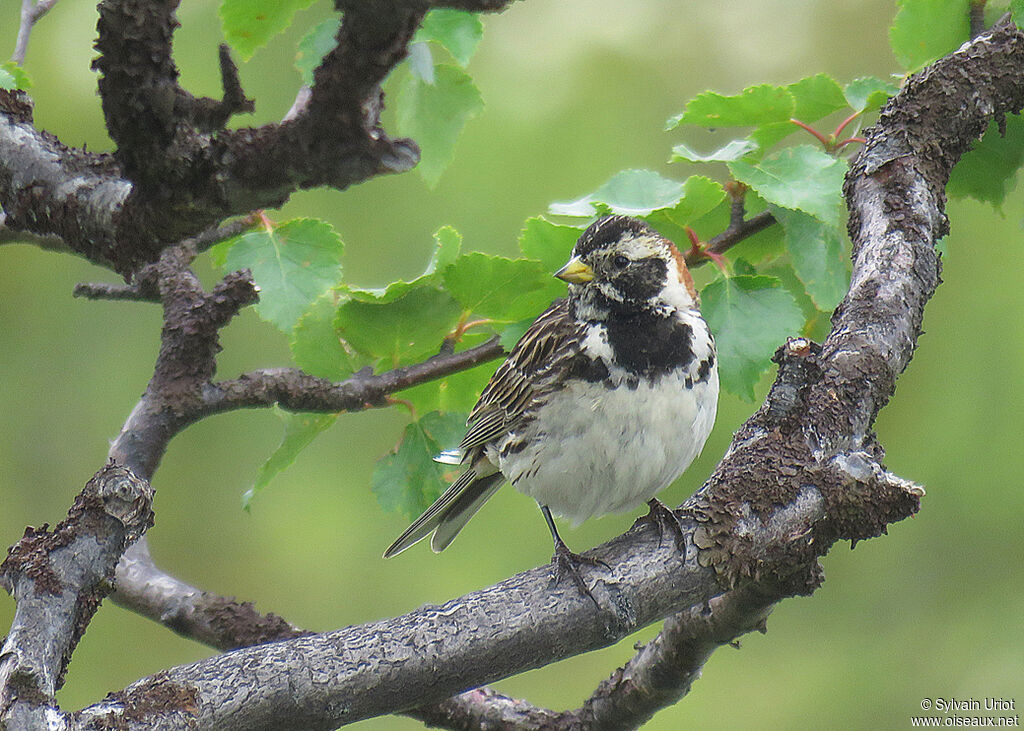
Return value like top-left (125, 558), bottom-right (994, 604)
top-left (637, 498), bottom-right (687, 552)
top-left (550, 542), bottom-right (608, 604)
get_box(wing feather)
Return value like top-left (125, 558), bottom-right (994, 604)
top-left (460, 299), bottom-right (585, 452)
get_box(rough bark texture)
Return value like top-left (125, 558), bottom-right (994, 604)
top-left (1, 5), bottom-right (1022, 731)
top-left (0, 1), bottom-right (518, 276)
top-left (0, 463), bottom-right (153, 730)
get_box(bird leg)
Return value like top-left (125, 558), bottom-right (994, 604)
top-left (636, 497), bottom-right (688, 552)
top-left (540, 506), bottom-right (608, 603)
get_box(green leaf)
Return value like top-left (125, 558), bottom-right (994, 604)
top-left (425, 225), bottom-right (462, 274)
top-left (642, 176), bottom-right (730, 247)
top-left (845, 76), bottom-right (900, 113)
top-left (670, 139), bottom-right (759, 163)
top-left (788, 73), bottom-right (848, 121)
top-left (889, 0), bottom-right (970, 72)
top-left (1014, 0), bottom-right (1024, 29)
top-left (210, 218), bottom-right (344, 333)
top-left (443, 253), bottom-right (563, 322)
top-left (414, 9), bottom-right (483, 67)
top-left (0, 62), bottom-right (31, 91)
top-left (221, 0), bottom-right (318, 61)
top-left (397, 64), bottom-right (484, 188)
top-left (728, 145), bottom-right (847, 227)
top-left (550, 169), bottom-right (686, 217)
top-left (335, 286), bottom-right (462, 367)
top-left (517, 217), bottom-right (582, 273)
top-left (701, 275), bottom-right (805, 400)
top-left (947, 115), bottom-right (1024, 208)
top-left (745, 75), bottom-right (849, 153)
top-left (295, 17), bottom-right (340, 85)
top-left (661, 175), bottom-right (728, 224)
top-left (243, 410), bottom-right (339, 509)
top-left (345, 226), bottom-right (462, 304)
top-left (667, 84), bottom-right (794, 129)
top-left (773, 208), bottom-right (849, 312)
top-left (373, 411), bottom-right (470, 519)
top-left (291, 293), bottom-right (364, 380)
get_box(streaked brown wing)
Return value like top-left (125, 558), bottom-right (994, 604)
top-left (459, 298), bottom-right (584, 452)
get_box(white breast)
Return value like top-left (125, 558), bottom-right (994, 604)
top-left (495, 316), bottom-right (718, 525)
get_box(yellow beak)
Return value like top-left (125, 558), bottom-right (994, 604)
top-left (554, 256), bottom-right (595, 284)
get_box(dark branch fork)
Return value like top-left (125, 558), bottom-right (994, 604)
top-left (2, 3), bottom-right (1023, 731)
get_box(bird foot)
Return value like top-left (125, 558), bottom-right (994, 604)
top-left (550, 541), bottom-right (608, 604)
top-left (637, 498), bottom-right (687, 552)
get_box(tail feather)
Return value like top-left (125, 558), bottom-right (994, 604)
top-left (383, 468), bottom-right (503, 558)
top-left (430, 473), bottom-right (504, 553)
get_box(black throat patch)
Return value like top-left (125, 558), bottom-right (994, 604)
top-left (603, 309), bottom-right (695, 378)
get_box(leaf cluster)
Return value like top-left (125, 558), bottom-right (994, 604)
top-left (207, 0), bottom-right (1024, 521)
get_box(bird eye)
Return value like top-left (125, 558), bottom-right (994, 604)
top-left (612, 255), bottom-right (630, 269)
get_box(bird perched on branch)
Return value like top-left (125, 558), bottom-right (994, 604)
top-left (384, 215), bottom-right (719, 591)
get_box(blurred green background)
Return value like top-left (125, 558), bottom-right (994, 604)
top-left (1, 1), bottom-right (1022, 728)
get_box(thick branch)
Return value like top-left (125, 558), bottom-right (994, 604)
top-left (0, 462), bottom-right (153, 728)
top-left (72, 19), bottom-right (1024, 729)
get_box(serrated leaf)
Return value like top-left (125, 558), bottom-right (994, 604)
top-left (947, 115), bottom-right (1024, 207)
top-left (221, 0), bottom-right (318, 61)
top-left (443, 253), bottom-right (562, 322)
top-left (773, 208), bottom-right (849, 311)
top-left (550, 169), bottom-right (686, 217)
top-left (397, 64), bottom-right (483, 187)
top-left (291, 293), bottom-right (365, 380)
top-left (335, 286), bottom-right (462, 367)
top-left (728, 145), bottom-right (847, 227)
top-left (747, 75), bottom-right (849, 153)
top-left (661, 175), bottom-right (728, 224)
top-left (295, 17), bottom-right (340, 85)
top-left (211, 218), bottom-right (344, 333)
top-left (845, 77), bottom-right (900, 113)
top-left (517, 217), bottom-right (581, 272)
top-left (0, 62), bottom-right (31, 91)
top-left (889, 0), bottom-right (970, 72)
top-left (373, 411), bottom-right (470, 519)
top-left (643, 178), bottom-right (730, 248)
top-left (243, 410), bottom-right (339, 509)
top-left (701, 275), bottom-right (805, 400)
top-left (670, 139), bottom-right (759, 163)
top-left (787, 73), bottom-right (848, 122)
top-left (414, 9), bottom-right (483, 67)
top-left (346, 226), bottom-right (462, 304)
top-left (667, 84), bottom-right (794, 130)
top-left (425, 225), bottom-right (462, 274)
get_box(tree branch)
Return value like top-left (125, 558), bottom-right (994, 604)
top-left (12, 0), bottom-right (59, 65)
top-left (1, 2), bottom-right (518, 275)
top-left (0, 462), bottom-right (153, 728)
top-left (71, 17), bottom-right (1024, 729)
top-left (201, 338), bottom-right (504, 416)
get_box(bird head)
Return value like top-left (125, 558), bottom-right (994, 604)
top-left (555, 215), bottom-right (698, 317)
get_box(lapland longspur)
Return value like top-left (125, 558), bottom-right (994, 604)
top-left (385, 215), bottom-right (719, 581)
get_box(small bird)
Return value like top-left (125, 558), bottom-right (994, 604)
top-left (384, 215), bottom-right (719, 586)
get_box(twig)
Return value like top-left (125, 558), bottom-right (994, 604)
top-left (73, 281), bottom-right (160, 302)
top-left (684, 210), bottom-right (777, 268)
top-left (201, 337), bottom-right (504, 418)
top-left (12, 0), bottom-right (58, 65)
